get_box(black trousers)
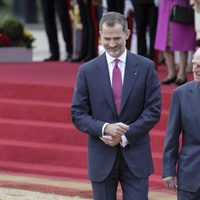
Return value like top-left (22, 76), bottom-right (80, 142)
top-left (106, 0), bottom-right (125, 14)
top-left (131, 2), bottom-right (158, 60)
top-left (41, 0), bottom-right (72, 57)
top-left (76, 0), bottom-right (99, 61)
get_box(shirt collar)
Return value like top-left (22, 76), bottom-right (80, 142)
top-left (106, 49), bottom-right (127, 64)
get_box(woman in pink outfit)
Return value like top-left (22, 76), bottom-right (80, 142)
top-left (155, 0), bottom-right (196, 85)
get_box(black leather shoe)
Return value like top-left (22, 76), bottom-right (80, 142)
top-left (161, 76), bottom-right (177, 85)
top-left (70, 56), bottom-right (84, 62)
top-left (158, 58), bottom-right (166, 65)
top-left (44, 55), bottom-right (59, 62)
top-left (175, 78), bottom-right (187, 86)
top-left (65, 54), bottom-right (73, 62)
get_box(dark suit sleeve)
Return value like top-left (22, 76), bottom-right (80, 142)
top-left (125, 62), bottom-right (161, 144)
top-left (162, 90), bottom-right (182, 178)
top-left (71, 66), bottom-right (105, 137)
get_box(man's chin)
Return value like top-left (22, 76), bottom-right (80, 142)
top-left (194, 74), bottom-right (200, 82)
top-left (107, 51), bottom-right (120, 58)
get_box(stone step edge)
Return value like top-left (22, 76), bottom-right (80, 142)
top-left (0, 172), bottom-right (176, 200)
top-left (0, 172), bottom-right (92, 198)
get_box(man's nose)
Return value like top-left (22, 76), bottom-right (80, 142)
top-left (109, 40), bottom-right (116, 47)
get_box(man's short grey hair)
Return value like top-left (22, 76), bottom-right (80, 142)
top-left (99, 12), bottom-right (128, 32)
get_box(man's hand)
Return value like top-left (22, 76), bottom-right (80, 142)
top-left (163, 176), bottom-right (177, 191)
top-left (101, 135), bottom-right (121, 147)
top-left (101, 122), bottom-right (129, 147)
top-left (104, 122), bottom-right (129, 137)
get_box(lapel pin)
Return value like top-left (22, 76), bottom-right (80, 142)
top-left (134, 72), bottom-right (138, 76)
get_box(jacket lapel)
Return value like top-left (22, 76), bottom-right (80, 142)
top-left (120, 52), bottom-right (139, 113)
top-left (95, 54), bottom-right (117, 115)
top-left (189, 81), bottom-right (200, 128)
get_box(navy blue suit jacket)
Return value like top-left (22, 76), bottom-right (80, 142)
top-left (71, 51), bottom-right (161, 182)
top-left (163, 81), bottom-right (200, 192)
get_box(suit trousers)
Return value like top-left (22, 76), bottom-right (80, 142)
top-left (178, 188), bottom-right (200, 200)
top-left (106, 0), bottom-right (125, 14)
top-left (132, 2), bottom-right (158, 60)
top-left (77, 0), bottom-right (98, 61)
top-left (91, 146), bottom-right (148, 200)
top-left (41, 0), bottom-right (72, 57)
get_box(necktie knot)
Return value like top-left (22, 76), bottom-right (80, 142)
top-left (114, 59), bottom-right (120, 68)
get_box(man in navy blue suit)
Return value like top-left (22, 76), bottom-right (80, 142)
top-left (71, 12), bottom-right (161, 200)
top-left (162, 48), bottom-right (200, 199)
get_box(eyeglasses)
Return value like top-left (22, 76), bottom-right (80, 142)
top-left (192, 63), bottom-right (200, 73)
top-left (192, 63), bottom-right (200, 68)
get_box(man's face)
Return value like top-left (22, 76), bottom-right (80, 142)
top-left (100, 23), bottom-right (130, 58)
top-left (192, 49), bottom-right (200, 82)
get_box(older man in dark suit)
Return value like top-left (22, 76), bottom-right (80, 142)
top-left (162, 48), bottom-right (200, 199)
top-left (71, 12), bottom-right (161, 200)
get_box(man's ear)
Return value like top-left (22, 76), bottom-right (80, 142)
top-left (126, 29), bottom-right (131, 40)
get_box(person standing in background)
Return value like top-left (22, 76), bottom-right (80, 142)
top-left (162, 48), bottom-right (200, 200)
top-left (41, 0), bottom-right (73, 62)
top-left (131, 0), bottom-right (159, 60)
top-left (155, 0), bottom-right (196, 86)
top-left (71, 12), bottom-right (161, 199)
top-left (71, 0), bottom-right (100, 62)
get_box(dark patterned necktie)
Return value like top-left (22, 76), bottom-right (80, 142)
top-left (112, 59), bottom-right (122, 114)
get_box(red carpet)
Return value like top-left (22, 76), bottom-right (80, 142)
top-left (0, 62), bottom-right (193, 188)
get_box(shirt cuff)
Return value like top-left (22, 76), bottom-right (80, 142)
top-left (120, 135), bottom-right (129, 147)
top-left (162, 176), bottom-right (174, 181)
top-left (102, 123), bottom-right (109, 136)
